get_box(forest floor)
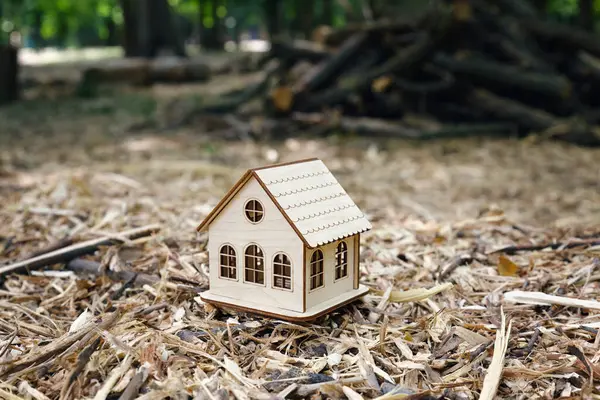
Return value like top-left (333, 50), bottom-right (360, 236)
top-left (1, 74), bottom-right (600, 399)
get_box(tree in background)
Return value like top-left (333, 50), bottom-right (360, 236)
top-left (0, 0), bottom-right (20, 106)
top-left (199, 0), bottom-right (225, 50)
top-left (120, 0), bottom-right (186, 57)
top-left (578, 0), bottom-right (594, 30)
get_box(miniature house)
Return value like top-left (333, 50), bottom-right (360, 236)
top-left (197, 158), bottom-right (371, 321)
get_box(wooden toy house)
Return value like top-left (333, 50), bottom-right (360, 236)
top-left (197, 158), bottom-right (371, 321)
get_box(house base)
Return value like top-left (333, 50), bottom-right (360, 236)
top-left (200, 285), bottom-right (370, 322)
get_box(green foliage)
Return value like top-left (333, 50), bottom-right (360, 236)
top-left (547, 0), bottom-right (600, 16)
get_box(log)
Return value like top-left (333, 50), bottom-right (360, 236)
top-left (321, 18), bottom-right (416, 46)
top-left (522, 18), bottom-right (600, 57)
top-left (296, 32), bottom-right (438, 111)
top-left (293, 32), bottom-right (369, 93)
top-left (0, 45), bottom-right (19, 105)
top-left (78, 57), bottom-right (211, 96)
top-left (0, 224), bottom-right (161, 278)
top-left (472, 1), bottom-right (550, 71)
top-left (468, 90), bottom-right (600, 145)
top-left (575, 52), bottom-right (600, 81)
top-left (195, 59), bottom-right (282, 115)
top-left (292, 112), bottom-right (515, 139)
top-left (495, 0), bottom-right (539, 18)
top-left (467, 89), bottom-right (559, 130)
top-left (269, 38), bottom-right (331, 63)
top-left (150, 57), bottom-right (211, 83)
top-left (395, 64), bottom-right (455, 94)
top-left (432, 53), bottom-right (572, 99)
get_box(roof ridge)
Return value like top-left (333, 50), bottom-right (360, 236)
top-left (250, 157), bottom-right (320, 173)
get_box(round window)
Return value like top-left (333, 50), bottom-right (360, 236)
top-left (244, 199), bottom-right (264, 223)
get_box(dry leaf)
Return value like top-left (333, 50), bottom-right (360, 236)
top-left (498, 255), bottom-right (520, 276)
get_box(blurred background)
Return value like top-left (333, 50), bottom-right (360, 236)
top-left (1, 0), bottom-right (600, 229)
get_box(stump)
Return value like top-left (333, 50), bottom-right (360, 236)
top-left (0, 45), bottom-right (18, 105)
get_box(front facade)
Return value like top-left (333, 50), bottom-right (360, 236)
top-left (197, 158), bottom-right (371, 321)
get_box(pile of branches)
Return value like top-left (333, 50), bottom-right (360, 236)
top-left (193, 0), bottom-right (600, 146)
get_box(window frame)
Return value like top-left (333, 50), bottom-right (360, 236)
top-left (334, 241), bottom-right (349, 282)
top-left (243, 243), bottom-right (266, 286)
top-left (244, 198), bottom-right (264, 224)
top-left (272, 252), bottom-right (293, 291)
top-left (309, 249), bottom-right (324, 291)
top-left (218, 244), bottom-right (237, 281)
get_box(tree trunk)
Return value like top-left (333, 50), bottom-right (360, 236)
top-left (31, 10), bottom-right (43, 49)
top-left (264, 0), bottom-right (283, 39)
top-left (321, 0), bottom-right (334, 26)
top-left (105, 16), bottom-right (119, 46)
top-left (200, 0), bottom-right (223, 50)
top-left (120, 0), bottom-right (186, 58)
top-left (578, 0), bottom-right (595, 32)
top-left (291, 0), bottom-right (315, 39)
top-left (0, 45), bottom-right (19, 106)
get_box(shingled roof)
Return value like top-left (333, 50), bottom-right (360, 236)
top-left (196, 158), bottom-right (371, 248)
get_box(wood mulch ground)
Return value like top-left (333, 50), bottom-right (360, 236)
top-left (1, 82), bottom-right (600, 399)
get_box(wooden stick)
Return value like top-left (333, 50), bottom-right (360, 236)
top-left (0, 224), bottom-right (160, 278)
top-left (490, 237), bottom-right (600, 254)
top-left (24, 238), bottom-right (75, 259)
top-left (118, 367), bottom-right (148, 400)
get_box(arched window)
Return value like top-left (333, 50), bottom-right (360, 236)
top-left (244, 199), bottom-right (264, 223)
top-left (273, 253), bottom-right (292, 290)
top-left (244, 244), bottom-right (264, 284)
top-left (310, 250), bottom-right (324, 290)
top-left (335, 241), bottom-right (348, 280)
top-left (219, 245), bottom-right (237, 280)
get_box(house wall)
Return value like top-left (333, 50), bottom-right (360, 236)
top-left (305, 234), bottom-right (357, 310)
top-left (207, 177), bottom-right (304, 313)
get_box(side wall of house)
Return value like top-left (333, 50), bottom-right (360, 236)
top-left (305, 234), bottom-right (357, 310)
top-left (208, 177), bottom-right (304, 313)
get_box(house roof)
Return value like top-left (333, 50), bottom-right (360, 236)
top-left (196, 158), bottom-right (372, 248)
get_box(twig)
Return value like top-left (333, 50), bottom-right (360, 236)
top-left (490, 237), bottom-right (600, 254)
top-left (60, 337), bottom-right (102, 400)
top-left (512, 328), bottom-right (540, 357)
top-left (24, 238), bottom-right (75, 260)
top-left (438, 254), bottom-right (474, 280)
top-left (93, 355), bottom-right (133, 400)
top-left (0, 224), bottom-right (161, 278)
top-left (118, 366), bottom-right (148, 400)
top-left (0, 310), bottom-right (121, 379)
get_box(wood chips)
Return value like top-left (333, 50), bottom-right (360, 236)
top-left (1, 100), bottom-right (600, 398)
